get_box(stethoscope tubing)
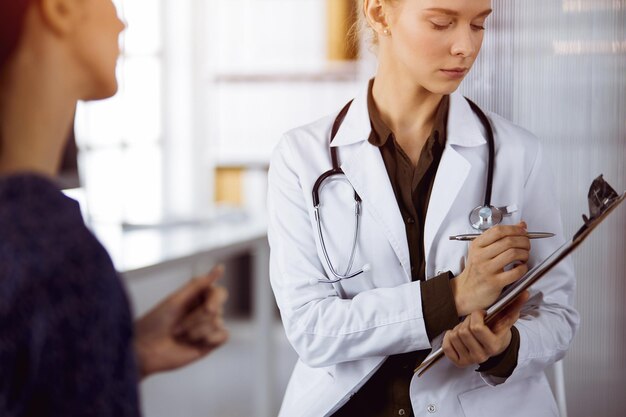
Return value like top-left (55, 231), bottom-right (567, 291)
top-left (312, 97), bottom-right (497, 284)
top-left (314, 202), bottom-right (366, 283)
top-left (466, 99), bottom-right (495, 208)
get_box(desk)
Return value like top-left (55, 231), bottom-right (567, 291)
top-left (91, 214), bottom-right (280, 417)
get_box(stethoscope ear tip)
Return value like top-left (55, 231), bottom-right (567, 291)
top-left (362, 263), bottom-right (371, 272)
top-left (308, 277), bottom-right (320, 286)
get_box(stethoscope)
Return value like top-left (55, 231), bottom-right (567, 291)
top-left (312, 98), bottom-right (505, 285)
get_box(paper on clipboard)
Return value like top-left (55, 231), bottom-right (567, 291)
top-left (414, 177), bottom-right (626, 377)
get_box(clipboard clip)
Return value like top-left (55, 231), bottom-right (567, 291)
top-left (574, 175), bottom-right (624, 241)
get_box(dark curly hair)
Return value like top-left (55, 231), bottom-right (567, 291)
top-left (0, 0), bottom-right (31, 73)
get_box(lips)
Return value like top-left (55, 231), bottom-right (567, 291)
top-left (441, 68), bottom-right (468, 74)
top-left (440, 68), bottom-right (468, 79)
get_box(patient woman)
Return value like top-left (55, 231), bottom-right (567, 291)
top-left (0, 0), bottom-right (228, 415)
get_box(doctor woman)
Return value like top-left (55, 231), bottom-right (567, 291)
top-left (267, 0), bottom-right (579, 416)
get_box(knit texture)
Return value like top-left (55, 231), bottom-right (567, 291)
top-left (0, 174), bottom-right (140, 417)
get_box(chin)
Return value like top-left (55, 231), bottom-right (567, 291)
top-left (85, 79), bottom-right (119, 101)
top-left (425, 79), bottom-right (463, 96)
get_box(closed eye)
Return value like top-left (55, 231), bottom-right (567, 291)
top-left (431, 21), bottom-right (453, 30)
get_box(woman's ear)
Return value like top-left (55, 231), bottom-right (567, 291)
top-left (38, 0), bottom-right (83, 36)
top-left (363, 0), bottom-right (391, 37)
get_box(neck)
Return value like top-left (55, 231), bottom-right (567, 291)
top-left (0, 40), bottom-right (78, 178)
top-left (372, 62), bottom-right (444, 141)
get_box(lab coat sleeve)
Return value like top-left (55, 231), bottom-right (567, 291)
top-left (267, 136), bottom-right (432, 368)
top-left (480, 141), bottom-right (580, 386)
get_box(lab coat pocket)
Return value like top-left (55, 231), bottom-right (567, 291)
top-left (457, 376), bottom-right (559, 417)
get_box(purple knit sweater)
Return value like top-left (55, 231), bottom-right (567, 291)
top-left (0, 174), bottom-right (140, 417)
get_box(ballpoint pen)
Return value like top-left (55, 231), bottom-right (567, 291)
top-left (449, 232), bottom-right (555, 241)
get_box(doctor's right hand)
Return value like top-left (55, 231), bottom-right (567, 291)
top-left (451, 222), bottom-right (530, 317)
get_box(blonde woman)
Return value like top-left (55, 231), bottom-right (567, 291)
top-left (267, 0), bottom-right (578, 416)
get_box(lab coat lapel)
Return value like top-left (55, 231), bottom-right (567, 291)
top-left (341, 141), bottom-right (412, 281)
top-left (423, 147), bottom-right (471, 267)
top-left (424, 92), bottom-right (487, 266)
top-left (330, 84), bottom-right (411, 280)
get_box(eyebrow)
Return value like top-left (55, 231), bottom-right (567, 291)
top-left (424, 8), bottom-right (493, 18)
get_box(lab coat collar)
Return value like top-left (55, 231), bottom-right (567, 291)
top-left (330, 84), bottom-right (373, 148)
top-left (330, 84), bottom-right (487, 149)
top-left (447, 92), bottom-right (487, 147)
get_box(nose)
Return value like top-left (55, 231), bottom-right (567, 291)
top-left (118, 16), bottom-right (127, 33)
top-left (450, 26), bottom-right (476, 58)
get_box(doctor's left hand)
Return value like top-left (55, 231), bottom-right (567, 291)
top-left (442, 290), bottom-right (529, 369)
top-left (133, 265), bottom-right (229, 379)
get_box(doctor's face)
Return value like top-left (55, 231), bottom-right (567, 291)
top-left (379, 0), bottom-right (492, 94)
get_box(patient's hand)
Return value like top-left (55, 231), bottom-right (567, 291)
top-left (134, 265), bottom-right (229, 378)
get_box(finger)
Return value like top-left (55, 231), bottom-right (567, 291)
top-left (178, 314), bottom-right (225, 340)
top-left (495, 262), bottom-right (529, 287)
top-left (204, 286), bottom-right (229, 315)
top-left (178, 327), bottom-right (229, 354)
top-left (477, 236), bottom-right (531, 261)
top-left (474, 222), bottom-right (528, 248)
top-left (458, 314), bottom-right (491, 364)
top-left (489, 247), bottom-right (530, 273)
top-left (174, 308), bottom-right (223, 335)
top-left (448, 331), bottom-right (472, 367)
top-left (185, 323), bottom-right (229, 347)
top-left (169, 264), bottom-right (226, 307)
top-left (442, 331), bottom-right (461, 364)
top-left (468, 311), bottom-right (501, 356)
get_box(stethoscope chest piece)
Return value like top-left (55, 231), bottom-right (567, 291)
top-left (469, 205), bottom-right (503, 230)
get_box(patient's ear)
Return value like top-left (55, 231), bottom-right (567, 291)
top-left (38, 0), bottom-right (84, 36)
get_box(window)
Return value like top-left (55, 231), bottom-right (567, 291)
top-left (76, 0), bottom-right (164, 225)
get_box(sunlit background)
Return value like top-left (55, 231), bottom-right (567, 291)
top-left (65, 1), bottom-right (625, 416)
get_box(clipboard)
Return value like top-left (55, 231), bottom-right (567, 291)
top-left (414, 175), bottom-right (626, 377)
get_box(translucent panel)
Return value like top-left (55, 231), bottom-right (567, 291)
top-left (209, 0), bottom-right (326, 72)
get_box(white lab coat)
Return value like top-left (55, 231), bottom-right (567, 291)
top-left (267, 85), bottom-right (579, 417)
